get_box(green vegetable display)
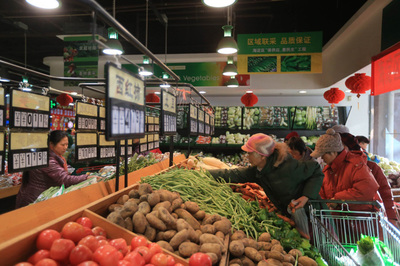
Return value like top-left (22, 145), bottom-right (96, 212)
top-left (281, 55), bottom-right (311, 72)
top-left (247, 56), bottom-right (277, 73)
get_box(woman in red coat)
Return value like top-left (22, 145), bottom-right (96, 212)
top-left (311, 128), bottom-right (381, 212)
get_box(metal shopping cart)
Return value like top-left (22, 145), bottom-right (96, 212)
top-left (308, 200), bottom-right (400, 266)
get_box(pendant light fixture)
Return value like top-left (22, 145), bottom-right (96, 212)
top-left (217, 7), bottom-right (238, 55)
top-left (226, 76), bottom-right (239, 88)
top-left (202, 0), bottom-right (237, 8)
top-left (222, 56), bottom-right (237, 76)
top-left (139, 0), bottom-right (154, 76)
top-left (26, 0), bottom-right (60, 9)
top-left (160, 73), bottom-right (171, 88)
top-left (102, 1), bottom-right (123, 55)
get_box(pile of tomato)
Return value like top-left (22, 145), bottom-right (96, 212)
top-left (15, 216), bottom-right (212, 266)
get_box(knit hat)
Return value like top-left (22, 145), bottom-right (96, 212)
top-left (242, 133), bottom-right (276, 157)
top-left (340, 132), bottom-right (361, 151)
top-left (331, 124), bottom-right (350, 134)
top-left (284, 131), bottom-right (300, 141)
top-left (310, 128), bottom-right (344, 158)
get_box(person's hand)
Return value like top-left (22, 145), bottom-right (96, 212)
top-left (327, 198), bottom-right (338, 210)
top-left (88, 175), bottom-right (102, 181)
top-left (289, 196), bottom-right (309, 213)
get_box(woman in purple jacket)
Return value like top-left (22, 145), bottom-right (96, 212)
top-left (16, 130), bottom-right (91, 208)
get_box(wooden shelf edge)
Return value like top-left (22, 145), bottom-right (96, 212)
top-left (0, 185), bottom-right (21, 199)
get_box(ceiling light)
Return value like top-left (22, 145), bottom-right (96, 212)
top-left (102, 27), bottom-right (123, 55)
top-left (299, 90), bottom-right (307, 94)
top-left (70, 92), bottom-right (78, 95)
top-left (199, 91), bottom-right (206, 94)
top-left (345, 90), bottom-right (351, 93)
top-left (26, 0), bottom-right (60, 9)
top-left (154, 91), bottom-right (161, 95)
top-left (23, 87), bottom-right (32, 92)
top-left (139, 56), bottom-right (153, 76)
top-left (246, 90), bottom-right (253, 93)
top-left (160, 82), bottom-right (171, 88)
top-left (217, 25), bottom-right (238, 55)
top-left (202, 0), bottom-right (237, 8)
top-left (226, 76), bottom-right (239, 88)
top-left (222, 56), bottom-right (238, 76)
top-left (0, 77), bottom-right (10, 82)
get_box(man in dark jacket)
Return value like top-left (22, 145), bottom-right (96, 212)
top-left (208, 133), bottom-right (324, 218)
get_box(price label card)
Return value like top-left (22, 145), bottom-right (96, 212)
top-left (162, 90), bottom-right (176, 114)
top-left (8, 132), bottom-right (49, 173)
top-left (190, 104), bottom-right (198, 119)
top-left (139, 135), bottom-right (147, 144)
top-left (10, 90), bottom-right (50, 129)
top-left (120, 139), bottom-right (133, 156)
top-left (98, 106), bottom-right (106, 132)
top-left (75, 132), bottom-right (98, 162)
top-left (198, 122), bottom-right (205, 134)
top-left (0, 87), bottom-right (5, 128)
top-left (161, 90), bottom-right (177, 135)
top-left (106, 62), bottom-right (145, 140)
top-left (75, 102), bottom-right (98, 131)
top-left (98, 134), bottom-right (116, 159)
top-left (190, 119), bottom-right (198, 134)
top-left (198, 109), bottom-right (204, 122)
top-left (205, 113), bottom-right (210, 124)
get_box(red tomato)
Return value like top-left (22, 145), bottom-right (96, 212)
top-left (97, 239), bottom-right (109, 247)
top-left (95, 235), bottom-right (106, 241)
top-left (35, 258), bottom-right (58, 266)
top-left (92, 245), bottom-right (120, 266)
top-left (147, 243), bottom-right (162, 258)
top-left (118, 260), bottom-right (134, 266)
top-left (75, 217), bottom-right (93, 228)
top-left (69, 244), bottom-right (93, 265)
top-left (92, 226), bottom-right (107, 238)
top-left (109, 238), bottom-right (128, 256)
top-left (150, 253), bottom-right (170, 266)
top-left (131, 236), bottom-right (148, 250)
top-left (28, 249), bottom-right (50, 264)
top-left (144, 264), bottom-right (155, 266)
top-left (49, 238), bottom-right (75, 262)
top-left (174, 264), bottom-right (185, 266)
top-left (77, 261), bottom-right (99, 266)
top-left (134, 246), bottom-right (152, 263)
top-left (79, 235), bottom-right (100, 253)
top-left (165, 255), bottom-right (175, 266)
top-left (189, 253), bottom-right (212, 266)
top-left (36, 229), bottom-right (61, 250)
top-left (83, 226), bottom-right (94, 237)
top-left (15, 263), bottom-right (33, 266)
top-left (61, 222), bottom-right (86, 243)
top-left (124, 251), bottom-right (145, 266)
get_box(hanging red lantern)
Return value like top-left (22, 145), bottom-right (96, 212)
top-left (56, 93), bottom-right (73, 106)
top-left (241, 92), bottom-right (258, 107)
top-left (323, 87), bottom-right (345, 107)
top-left (345, 73), bottom-right (371, 98)
top-left (146, 93), bottom-right (160, 103)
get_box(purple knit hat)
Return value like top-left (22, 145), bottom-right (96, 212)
top-left (241, 133), bottom-right (276, 157)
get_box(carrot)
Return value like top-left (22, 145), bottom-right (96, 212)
top-left (276, 213), bottom-right (296, 227)
top-left (241, 195), bottom-right (252, 200)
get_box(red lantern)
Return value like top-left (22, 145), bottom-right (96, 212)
top-left (146, 93), bottom-right (160, 103)
top-left (323, 87), bottom-right (345, 107)
top-left (241, 92), bottom-right (258, 107)
top-left (56, 93), bottom-right (73, 106)
top-left (345, 73), bottom-right (371, 98)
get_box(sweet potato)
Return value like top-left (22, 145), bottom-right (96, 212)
top-left (144, 224), bottom-right (156, 242)
top-left (271, 245), bottom-right (284, 253)
top-left (202, 214), bottom-right (221, 225)
top-left (184, 201), bottom-right (200, 214)
top-left (157, 240), bottom-right (174, 253)
top-left (174, 208), bottom-right (201, 230)
top-left (119, 201), bottom-right (138, 218)
top-left (206, 252), bottom-right (219, 265)
top-left (229, 240), bottom-right (245, 257)
top-left (108, 204), bottom-right (123, 212)
top-left (229, 258), bottom-right (243, 265)
top-left (257, 261), bottom-right (268, 266)
top-left (171, 191), bottom-right (180, 201)
top-left (153, 201), bottom-right (172, 212)
top-left (259, 251), bottom-right (267, 260)
top-left (214, 219), bottom-right (232, 234)
top-left (245, 247), bottom-right (262, 262)
top-left (283, 254), bottom-right (295, 264)
top-left (171, 198), bottom-right (183, 211)
top-left (193, 210), bottom-right (206, 220)
top-left (124, 217), bottom-right (133, 231)
top-left (158, 207), bottom-right (176, 226)
top-left (282, 262), bottom-right (293, 266)
top-left (188, 228), bottom-right (200, 244)
top-left (117, 194), bottom-right (129, 205)
top-left (271, 239), bottom-right (280, 246)
top-left (107, 211), bottom-right (125, 228)
top-left (200, 233), bottom-right (225, 248)
top-left (169, 229), bottom-right (189, 250)
top-left (258, 232), bottom-right (271, 242)
top-left (178, 242), bottom-right (200, 257)
top-left (200, 243), bottom-right (222, 259)
top-left (298, 256), bottom-right (317, 266)
top-left (231, 230), bottom-right (246, 241)
top-left (258, 242), bottom-right (273, 251)
top-left (158, 189), bottom-right (173, 202)
top-left (138, 183), bottom-right (153, 196)
top-left (288, 249), bottom-right (302, 258)
top-left (176, 219), bottom-right (192, 231)
top-left (268, 251), bottom-right (284, 262)
top-left (132, 211), bottom-right (147, 234)
top-left (265, 258), bottom-right (283, 266)
top-left (215, 231), bottom-right (225, 240)
top-left (128, 188), bottom-right (140, 198)
top-left (240, 256), bottom-right (255, 266)
top-left (171, 213), bottom-right (179, 220)
top-left (147, 192), bottom-right (161, 207)
top-left (138, 201), bottom-right (151, 214)
top-left (146, 213), bottom-right (167, 231)
top-left (155, 231), bottom-right (164, 241)
top-left (242, 238), bottom-right (259, 250)
top-left (163, 230), bottom-right (177, 241)
top-left (201, 224), bottom-right (216, 234)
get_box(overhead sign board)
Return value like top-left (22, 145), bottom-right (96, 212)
top-left (160, 89), bottom-right (177, 135)
top-left (106, 62), bottom-right (146, 140)
top-left (10, 90), bottom-right (50, 129)
top-left (75, 132), bottom-right (98, 162)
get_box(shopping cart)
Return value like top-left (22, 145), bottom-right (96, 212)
top-left (308, 200), bottom-right (400, 266)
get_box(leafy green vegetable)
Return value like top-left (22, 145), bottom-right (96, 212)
top-left (357, 235), bottom-right (374, 255)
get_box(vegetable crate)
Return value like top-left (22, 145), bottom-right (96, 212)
top-left (309, 200), bottom-right (400, 266)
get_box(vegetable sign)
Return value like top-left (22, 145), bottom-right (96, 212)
top-left (237, 31), bottom-right (322, 74)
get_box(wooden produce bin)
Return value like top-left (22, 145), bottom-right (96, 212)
top-left (0, 207), bottom-right (188, 266)
top-left (105, 154), bottom-right (186, 193)
top-left (0, 181), bottom-right (109, 243)
top-left (0, 185), bottom-right (21, 199)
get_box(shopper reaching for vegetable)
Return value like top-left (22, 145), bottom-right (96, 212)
top-left (208, 133), bottom-right (325, 238)
top-left (16, 130), bottom-right (100, 208)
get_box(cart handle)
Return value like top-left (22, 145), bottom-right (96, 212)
top-left (308, 199), bottom-right (383, 208)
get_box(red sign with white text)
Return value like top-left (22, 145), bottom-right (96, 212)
top-left (371, 42), bottom-right (400, 96)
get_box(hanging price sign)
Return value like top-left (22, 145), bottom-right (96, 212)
top-left (160, 89), bottom-right (177, 135)
top-left (0, 132), bottom-right (5, 174)
top-left (198, 109), bottom-right (205, 135)
top-left (106, 62), bottom-right (146, 140)
top-left (8, 132), bottom-right (49, 173)
top-left (204, 113), bottom-right (211, 136)
top-left (139, 135), bottom-right (148, 153)
top-left (120, 139), bottom-right (133, 156)
top-left (75, 132), bottom-right (98, 162)
top-left (98, 134), bottom-right (116, 159)
top-left (0, 87), bottom-right (5, 128)
top-left (75, 101), bottom-right (98, 130)
top-left (98, 106), bottom-right (106, 132)
top-left (189, 104), bottom-right (198, 135)
top-left (10, 90), bottom-right (50, 129)
top-left (210, 114), bottom-right (215, 135)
